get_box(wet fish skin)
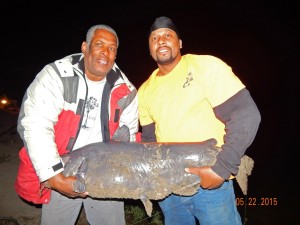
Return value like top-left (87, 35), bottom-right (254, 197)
top-left (61, 138), bottom-right (253, 216)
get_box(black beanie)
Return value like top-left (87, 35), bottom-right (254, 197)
top-left (149, 16), bottom-right (180, 38)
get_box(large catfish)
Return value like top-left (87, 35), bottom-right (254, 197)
top-left (61, 127), bottom-right (254, 216)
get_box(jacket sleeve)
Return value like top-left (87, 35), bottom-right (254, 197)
top-left (17, 65), bottom-right (65, 182)
top-left (119, 90), bottom-right (139, 142)
top-left (211, 88), bottom-right (261, 179)
top-left (113, 63), bottom-right (140, 142)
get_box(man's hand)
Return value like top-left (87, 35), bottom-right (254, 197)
top-left (47, 173), bottom-right (89, 198)
top-left (185, 166), bottom-right (225, 189)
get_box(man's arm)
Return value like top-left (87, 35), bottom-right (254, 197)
top-left (186, 88), bottom-right (261, 188)
top-left (212, 88), bottom-right (261, 178)
top-left (17, 65), bottom-right (66, 181)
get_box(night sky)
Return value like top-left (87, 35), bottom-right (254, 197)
top-left (1, 1), bottom-right (299, 223)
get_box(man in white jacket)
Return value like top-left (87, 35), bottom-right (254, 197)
top-left (15, 24), bottom-right (139, 225)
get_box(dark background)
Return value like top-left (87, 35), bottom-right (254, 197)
top-left (1, 1), bottom-right (298, 224)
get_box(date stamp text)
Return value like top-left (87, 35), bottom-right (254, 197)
top-left (236, 197), bottom-right (278, 206)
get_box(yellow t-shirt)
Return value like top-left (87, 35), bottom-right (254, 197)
top-left (138, 54), bottom-right (245, 146)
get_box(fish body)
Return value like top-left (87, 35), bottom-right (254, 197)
top-left (61, 138), bottom-right (253, 216)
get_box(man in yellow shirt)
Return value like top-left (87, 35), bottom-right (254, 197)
top-left (138, 16), bottom-right (261, 225)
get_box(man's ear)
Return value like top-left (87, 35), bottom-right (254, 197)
top-left (81, 42), bottom-right (87, 54)
top-left (179, 39), bottom-right (183, 49)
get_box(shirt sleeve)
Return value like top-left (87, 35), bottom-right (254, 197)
top-left (212, 88), bottom-right (261, 179)
top-left (203, 56), bottom-right (245, 108)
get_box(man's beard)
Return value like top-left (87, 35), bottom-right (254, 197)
top-left (156, 54), bottom-right (176, 65)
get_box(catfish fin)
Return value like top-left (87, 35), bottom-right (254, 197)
top-left (72, 174), bottom-right (86, 193)
top-left (140, 194), bottom-right (153, 217)
top-left (62, 156), bottom-right (88, 193)
top-left (62, 156), bottom-right (85, 177)
top-left (235, 155), bottom-right (254, 195)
